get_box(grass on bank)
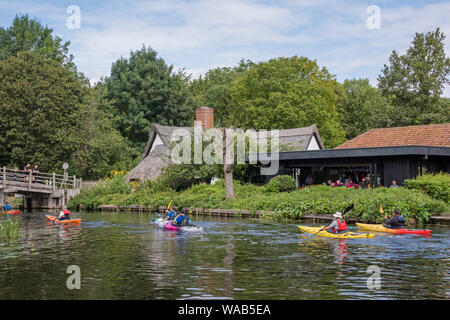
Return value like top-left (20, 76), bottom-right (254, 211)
top-left (0, 216), bottom-right (21, 243)
top-left (69, 173), bottom-right (449, 224)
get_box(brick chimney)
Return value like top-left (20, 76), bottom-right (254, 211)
top-left (195, 106), bottom-right (214, 130)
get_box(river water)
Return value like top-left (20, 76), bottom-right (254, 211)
top-left (0, 211), bottom-right (448, 300)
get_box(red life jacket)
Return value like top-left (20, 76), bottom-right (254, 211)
top-left (63, 209), bottom-right (71, 215)
top-left (332, 219), bottom-right (347, 232)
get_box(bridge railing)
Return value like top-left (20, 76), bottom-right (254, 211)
top-left (2, 167), bottom-right (82, 191)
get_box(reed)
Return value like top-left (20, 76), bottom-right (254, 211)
top-left (0, 216), bottom-right (21, 243)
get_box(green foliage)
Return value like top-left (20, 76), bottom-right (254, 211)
top-left (0, 15), bottom-right (74, 70)
top-left (105, 46), bottom-right (195, 150)
top-left (70, 87), bottom-right (139, 179)
top-left (404, 173), bottom-right (450, 203)
top-left (157, 163), bottom-right (222, 191)
top-left (0, 51), bottom-right (88, 172)
top-left (189, 59), bottom-right (253, 126)
top-left (338, 79), bottom-right (394, 139)
top-left (70, 179), bottom-right (446, 224)
top-left (378, 28), bottom-right (450, 126)
top-left (266, 175), bottom-right (296, 193)
top-left (0, 217), bottom-right (21, 243)
top-left (228, 56), bottom-right (346, 148)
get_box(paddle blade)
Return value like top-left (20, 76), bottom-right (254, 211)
top-left (343, 203), bottom-right (354, 214)
top-left (379, 205), bottom-right (384, 214)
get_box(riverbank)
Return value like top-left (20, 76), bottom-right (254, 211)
top-left (69, 175), bottom-right (449, 225)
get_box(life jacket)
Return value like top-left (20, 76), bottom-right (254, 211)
top-left (174, 215), bottom-right (184, 225)
top-left (168, 211), bottom-right (176, 219)
top-left (332, 219), bottom-right (347, 232)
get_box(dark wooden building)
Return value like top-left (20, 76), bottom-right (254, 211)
top-left (259, 123), bottom-right (450, 187)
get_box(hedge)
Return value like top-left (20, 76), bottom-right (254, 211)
top-left (69, 174), bottom-right (448, 224)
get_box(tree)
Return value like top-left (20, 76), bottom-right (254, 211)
top-left (378, 28), bottom-right (450, 125)
top-left (0, 15), bottom-right (74, 70)
top-left (229, 56), bottom-right (346, 148)
top-left (70, 86), bottom-right (139, 179)
top-left (338, 79), bottom-right (394, 139)
top-left (0, 51), bottom-right (88, 172)
top-left (189, 59), bottom-right (253, 126)
top-left (105, 46), bottom-right (195, 151)
top-left (189, 60), bottom-right (253, 199)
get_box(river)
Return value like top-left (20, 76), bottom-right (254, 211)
top-left (0, 211), bottom-right (448, 299)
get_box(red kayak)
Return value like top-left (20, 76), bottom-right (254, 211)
top-left (1, 210), bottom-right (20, 214)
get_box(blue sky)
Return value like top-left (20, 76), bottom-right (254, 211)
top-left (1, 0), bottom-right (450, 96)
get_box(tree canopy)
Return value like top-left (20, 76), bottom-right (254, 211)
top-left (0, 51), bottom-right (87, 172)
top-left (228, 56), bottom-right (346, 148)
top-left (378, 28), bottom-right (450, 125)
top-left (105, 46), bottom-right (195, 151)
top-left (0, 15), bottom-right (74, 70)
top-left (338, 79), bottom-right (394, 140)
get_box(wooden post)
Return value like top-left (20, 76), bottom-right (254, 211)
top-left (28, 170), bottom-right (32, 190)
top-left (79, 177), bottom-right (82, 189)
top-left (2, 166), bottom-right (5, 188)
top-left (73, 175), bottom-right (76, 188)
top-left (52, 173), bottom-right (56, 191)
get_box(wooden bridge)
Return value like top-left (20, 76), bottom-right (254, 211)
top-left (0, 167), bottom-right (82, 209)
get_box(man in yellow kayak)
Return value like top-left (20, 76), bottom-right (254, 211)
top-left (383, 209), bottom-right (406, 229)
top-left (323, 212), bottom-right (347, 234)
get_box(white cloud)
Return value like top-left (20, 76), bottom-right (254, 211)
top-left (1, 0), bottom-right (449, 97)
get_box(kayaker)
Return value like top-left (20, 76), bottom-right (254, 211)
top-left (57, 206), bottom-right (71, 221)
top-left (383, 209), bottom-right (406, 229)
top-left (163, 208), bottom-right (177, 220)
top-left (323, 212), bottom-right (347, 234)
top-left (5, 202), bottom-right (11, 211)
top-left (172, 210), bottom-right (189, 226)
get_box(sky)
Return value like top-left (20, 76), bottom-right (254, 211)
top-left (1, 0), bottom-right (450, 96)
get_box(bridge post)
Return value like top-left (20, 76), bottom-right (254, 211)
top-left (0, 190), bottom-right (4, 207)
top-left (2, 166), bottom-right (5, 189)
top-left (73, 175), bottom-right (76, 188)
top-left (52, 173), bottom-right (56, 191)
top-left (28, 170), bottom-right (32, 190)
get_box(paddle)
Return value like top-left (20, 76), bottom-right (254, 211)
top-left (314, 204), bottom-right (354, 235)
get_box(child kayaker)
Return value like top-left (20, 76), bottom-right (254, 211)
top-left (383, 209), bottom-right (406, 229)
top-left (323, 212), bottom-right (347, 234)
top-left (172, 210), bottom-right (189, 226)
top-left (57, 206), bottom-right (71, 221)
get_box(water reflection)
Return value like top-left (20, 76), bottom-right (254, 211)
top-left (0, 211), bottom-right (449, 300)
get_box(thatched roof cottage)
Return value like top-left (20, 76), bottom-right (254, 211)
top-left (127, 107), bottom-right (324, 182)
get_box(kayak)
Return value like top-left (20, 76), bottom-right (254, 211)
top-left (298, 225), bottom-right (375, 239)
top-left (152, 218), bottom-right (203, 232)
top-left (1, 211), bottom-right (20, 214)
top-left (356, 223), bottom-right (431, 236)
top-left (45, 215), bottom-right (81, 225)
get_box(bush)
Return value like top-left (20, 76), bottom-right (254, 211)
top-left (158, 164), bottom-right (222, 191)
top-left (266, 175), bottom-right (296, 193)
top-left (69, 176), bottom-right (448, 224)
top-left (404, 173), bottom-right (450, 203)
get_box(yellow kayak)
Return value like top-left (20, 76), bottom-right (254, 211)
top-left (298, 226), bottom-right (375, 239)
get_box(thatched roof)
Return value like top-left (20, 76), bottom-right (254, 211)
top-left (278, 125), bottom-right (324, 151)
top-left (128, 123), bottom-right (324, 182)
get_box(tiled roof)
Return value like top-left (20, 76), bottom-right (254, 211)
top-left (335, 123), bottom-right (450, 149)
